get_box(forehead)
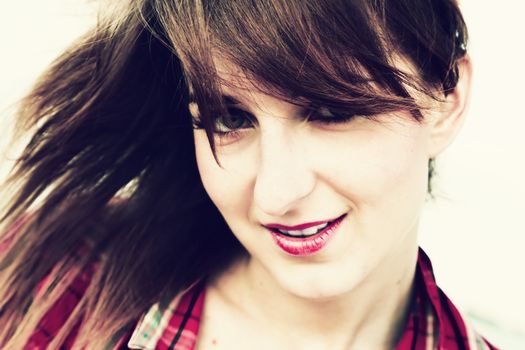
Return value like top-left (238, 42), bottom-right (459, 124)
top-left (187, 47), bottom-right (428, 125)
top-left (211, 53), bottom-right (422, 104)
top-left (207, 57), bottom-right (288, 112)
top-left (212, 57), bottom-right (264, 99)
top-left (212, 55), bottom-right (313, 107)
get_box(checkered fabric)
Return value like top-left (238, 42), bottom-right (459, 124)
top-left (1, 214), bottom-right (496, 350)
top-left (125, 249), bottom-right (497, 350)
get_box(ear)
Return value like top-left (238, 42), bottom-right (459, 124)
top-left (427, 55), bottom-right (473, 158)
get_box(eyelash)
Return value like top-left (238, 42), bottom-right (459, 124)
top-left (306, 110), bottom-right (357, 125)
top-left (192, 107), bottom-right (358, 139)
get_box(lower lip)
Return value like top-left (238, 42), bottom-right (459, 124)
top-left (268, 214), bottom-right (346, 256)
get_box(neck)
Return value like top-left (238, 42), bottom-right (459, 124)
top-left (212, 240), bottom-right (419, 350)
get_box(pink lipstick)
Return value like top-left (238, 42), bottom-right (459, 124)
top-left (265, 214), bottom-right (346, 256)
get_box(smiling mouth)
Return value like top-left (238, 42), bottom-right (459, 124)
top-left (265, 214), bottom-right (347, 256)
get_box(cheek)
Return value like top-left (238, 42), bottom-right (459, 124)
top-left (193, 132), bottom-right (254, 219)
top-left (308, 122), bottom-right (430, 209)
top-left (195, 119), bottom-right (430, 227)
top-left (194, 132), bottom-right (227, 206)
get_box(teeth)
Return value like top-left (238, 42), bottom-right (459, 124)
top-left (302, 227), bottom-right (319, 235)
top-left (276, 222), bottom-right (330, 237)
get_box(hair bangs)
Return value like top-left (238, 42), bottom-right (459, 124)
top-left (154, 0), bottom-right (459, 156)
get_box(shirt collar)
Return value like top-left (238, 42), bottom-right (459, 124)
top-left (126, 248), bottom-right (495, 350)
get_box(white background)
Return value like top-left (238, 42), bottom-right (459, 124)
top-left (0, 1), bottom-right (523, 348)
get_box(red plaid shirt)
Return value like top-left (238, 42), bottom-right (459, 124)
top-left (2, 218), bottom-right (498, 349)
top-left (21, 249), bottom-right (498, 350)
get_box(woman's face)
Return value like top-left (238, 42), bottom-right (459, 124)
top-left (193, 63), bottom-right (438, 299)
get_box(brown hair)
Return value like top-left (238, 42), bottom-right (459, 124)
top-left (0, 0), bottom-right (467, 348)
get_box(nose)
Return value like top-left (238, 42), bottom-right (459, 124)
top-left (253, 126), bottom-right (316, 217)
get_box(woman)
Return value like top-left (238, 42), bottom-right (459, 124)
top-left (0, 0), bottom-right (497, 349)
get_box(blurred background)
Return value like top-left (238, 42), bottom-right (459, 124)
top-left (0, 1), bottom-right (523, 348)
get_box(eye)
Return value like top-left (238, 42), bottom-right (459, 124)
top-left (191, 107), bottom-right (255, 133)
top-left (211, 107), bottom-right (256, 146)
top-left (215, 107), bottom-right (255, 133)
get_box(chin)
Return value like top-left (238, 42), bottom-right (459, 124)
top-left (270, 260), bottom-right (368, 300)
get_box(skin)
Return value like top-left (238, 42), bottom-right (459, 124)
top-left (192, 57), bottom-right (472, 350)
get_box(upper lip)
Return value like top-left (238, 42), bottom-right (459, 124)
top-left (263, 214), bottom-right (345, 231)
